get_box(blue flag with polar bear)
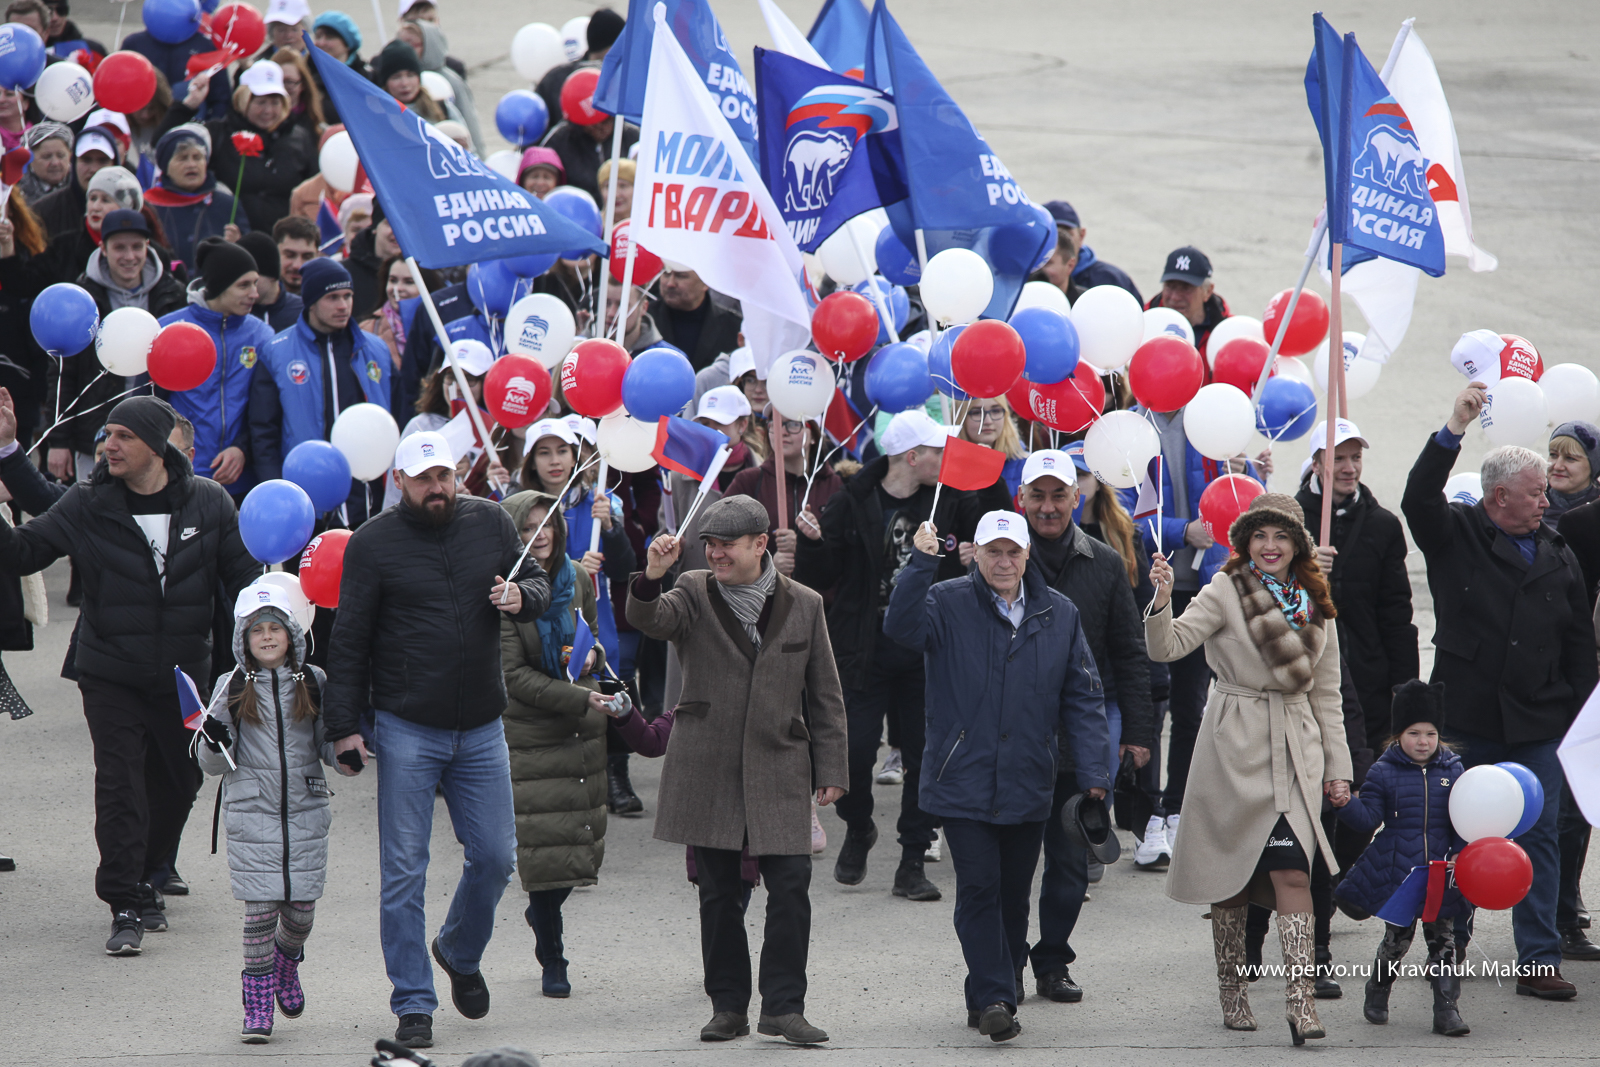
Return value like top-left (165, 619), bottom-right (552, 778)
top-left (304, 34), bottom-right (605, 270)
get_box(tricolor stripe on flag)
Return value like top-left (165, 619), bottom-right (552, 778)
top-left (652, 417), bottom-right (729, 480)
top-left (568, 613), bottom-right (597, 683)
top-left (1132, 457), bottom-right (1161, 521)
top-left (176, 666), bottom-right (207, 730)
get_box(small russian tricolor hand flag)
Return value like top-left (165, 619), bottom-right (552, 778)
top-left (568, 613), bottom-right (596, 683)
top-left (653, 417), bottom-right (730, 481)
top-left (1133, 456), bottom-right (1162, 521)
top-left (937, 435), bottom-right (1005, 492)
top-left (175, 666), bottom-right (207, 731)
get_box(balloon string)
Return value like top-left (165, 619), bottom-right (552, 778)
top-left (803, 404), bottom-right (877, 517)
top-left (53, 355), bottom-right (63, 425)
top-left (502, 453), bottom-right (598, 599)
top-left (114, 1), bottom-right (127, 50)
top-left (30, 371), bottom-right (146, 455)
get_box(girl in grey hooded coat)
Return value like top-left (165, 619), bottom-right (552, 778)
top-left (197, 588), bottom-right (335, 1043)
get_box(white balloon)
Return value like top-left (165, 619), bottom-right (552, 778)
top-left (419, 69), bottom-right (454, 103)
top-left (1448, 765), bottom-right (1525, 843)
top-left (596, 411), bottom-right (658, 472)
top-left (1184, 382), bottom-right (1256, 461)
top-left (318, 131), bottom-right (359, 194)
top-left (1142, 306), bottom-right (1194, 346)
top-left (559, 16), bottom-right (590, 62)
top-left (331, 402), bottom-right (400, 481)
top-left (816, 215), bottom-right (881, 287)
top-left (1070, 284), bottom-right (1143, 372)
top-left (920, 248), bottom-right (992, 326)
top-left (1312, 331), bottom-right (1383, 400)
top-left (505, 294), bottom-right (577, 369)
top-left (766, 349), bottom-right (835, 420)
top-left (33, 61), bottom-right (95, 122)
top-left (1083, 410), bottom-right (1160, 489)
top-left (1540, 363), bottom-right (1600, 425)
top-left (96, 306), bottom-right (159, 376)
top-left (485, 150), bottom-right (521, 182)
top-left (1013, 280), bottom-right (1072, 317)
top-left (252, 572), bottom-right (314, 633)
top-left (1203, 315), bottom-right (1264, 366)
top-left (1274, 356), bottom-right (1315, 389)
top-left (1480, 376), bottom-right (1549, 448)
top-left (1443, 472), bottom-right (1483, 506)
top-left (904, 329), bottom-right (933, 353)
top-left (511, 23), bottom-right (565, 82)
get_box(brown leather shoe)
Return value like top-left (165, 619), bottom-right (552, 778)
top-left (1516, 970), bottom-right (1577, 1000)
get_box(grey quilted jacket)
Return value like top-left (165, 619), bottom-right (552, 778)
top-left (198, 605), bottom-right (335, 902)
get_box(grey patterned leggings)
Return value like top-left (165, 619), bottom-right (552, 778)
top-left (1372, 919), bottom-right (1455, 986)
top-left (243, 900), bottom-right (316, 976)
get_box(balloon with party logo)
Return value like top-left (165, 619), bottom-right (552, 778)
top-left (92, 51), bottom-right (157, 114)
top-left (147, 322), bottom-right (217, 391)
top-left (297, 529), bottom-right (352, 609)
top-left (1083, 410), bottom-right (1160, 489)
top-left (252, 572), bottom-right (313, 631)
top-left (1497, 762), bottom-right (1545, 840)
top-left (1143, 306), bottom-right (1194, 347)
top-left (31, 282), bottom-right (99, 356)
top-left (560, 15), bottom-right (590, 61)
top-left (1313, 332), bottom-right (1382, 400)
top-left (485, 354), bottom-right (552, 429)
top-left (504, 294), bottom-right (576, 369)
top-left (1198, 473), bottom-right (1265, 543)
top-left (142, 0), bottom-right (201, 44)
top-left (1540, 363), bottom-right (1600, 425)
top-left (766, 350), bottom-right (835, 420)
top-left (511, 23), bottom-right (565, 81)
top-left (560, 66), bottom-right (603, 125)
top-left (495, 89), bottom-right (549, 147)
top-left (1011, 306), bottom-right (1079, 385)
top-left (283, 439), bottom-right (353, 513)
top-left (811, 290), bottom-right (878, 362)
top-left (33, 61), bottom-right (96, 122)
top-left (1204, 315), bottom-right (1265, 366)
top-left (0, 23), bottom-right (45, 91)
top-left (607, 219), bottom-right (663, 286)
top-left (318, 130), bottom-right (359, 193)
top-left (1010, 360), bottom-right (1104, 434)
top-left (919, 248), bottom-right (992, 326)
top-left (95, 307), bottom-right (159, 375)
top-left (951, 319), bottom-right (1025, 399)
top-left (330, 402), bottom-right (400, 481)
top-left (1070, 284), bottom-right (1143, 372)
top-left (1443, 471), bottom-right (1483, 506)
top-left (1184, 382), bottom-right (1256, 461)
top-left (561, 338), bottom-right (630, 417)
top-left (1453, 837), bottom-right (1533, 911)
top-left (596, 411), bottom-right (657, 472)
top-left (466, 260), bottom-right (518, 318)
top-left (1262, 288), bottom-right (1329, 358)
top-left (864, 342), bottom-right (932, 414)
top-left (1479, 376), bottom-right (1548, 448)
top-left (853, 277), bottom-right (909, 346)
top-left (1449, 764), bottom-right (1524, 842)
top-left (1498, 334), bottom-right (1542, 382)
top-left (239, 479), bottom-right (316, 564)
top-left (1255, 376), bottom-right (1317, 441)
top-left (1127, 336), bottom-right (1204, 412)
top-left (928, 326), bottom-right (969, 401)
top-left (874, 224), bottom-right (920, 287)
top-left (622, 346), bottom-right (696, 422)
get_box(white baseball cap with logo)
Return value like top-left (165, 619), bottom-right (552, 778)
top-left (528, 417), bottom-right (578, 448)
top-left (696, 385), bottom-right (752, 425)
top-left (265, 0), bottom-right (311, 25)
top-left (564, 414), bottom-right (596, 444)
top-left (394, 430), bottom-right (456, 476)
top-left (1450, 329), bottom-right (1503, 383)
top-left (239, 61), bottom-right (288, 98)
top-left (727, 346), bottom-right (756, 382)
top-left (974, 510), bottom-right (1031, 549)
top-left (1020, 449), bottom-right (1084, 487)
top-left (450, 339), bottom-right (495, 377)
top-left (880, 410), bottom-right (948, 457)
top-left (234, 582), bottom-right (295, 620)
top-left (1307, 418), bottom-right (1370, 453)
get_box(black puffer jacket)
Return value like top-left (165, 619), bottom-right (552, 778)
top-left (323, 496), bottom-right (553, 741)
top-left (1297, 479), bottom-right (1419, 752)
top-left (0, 445), bottom-right (258, 686)
top-left (158, 103), bottom-right (319, 234)
top-left (1556, 500), bottom-right (1600, 610)
top-left (1401, 435), bottom-right (1597, 744)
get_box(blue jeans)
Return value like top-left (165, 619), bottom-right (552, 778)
top-left (943, 818), bottom-right (1045, 1011)
top-left (375, 711), bottom-right (518, 1017)
top-left (1453, 731), bottom-right (1562, 967)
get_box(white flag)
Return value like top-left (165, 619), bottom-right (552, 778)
top-left (631, 6), bottom-right (811, 333)
top-left (1312, 208), bottom-right (1418, 365)
top-left (1380, 20), bottom-right (1497, 272)
top-left (756, 0), bottom-right (830, 69)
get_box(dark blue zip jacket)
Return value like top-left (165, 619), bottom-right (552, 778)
top-left (1336, 744), bottom-right (1471, 920)
top-left (884, 547), bottom-right (1110, 824)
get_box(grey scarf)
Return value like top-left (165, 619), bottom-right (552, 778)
top-left (718, 555), bottom-right (777, 648)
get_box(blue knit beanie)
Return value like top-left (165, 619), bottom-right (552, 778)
top-left (299, 257), bottom-right (353, 310)
top-left (313, 10), bottom-right (362, 53)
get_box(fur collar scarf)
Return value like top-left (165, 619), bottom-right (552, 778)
top-left (1230, 567), bottom-right (1325, 691)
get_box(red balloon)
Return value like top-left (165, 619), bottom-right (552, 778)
top-left (1212, 337), bottom-right (1274, 395)
top-left (1262, 288), bottom-right (1330, 358)
top-left (486, 354), bottom-right (552, 429)
top-left (560, 338), bottom-right (630, 417)
top-left (560, 67), bottom-right (603, 125)
top-left (1198, 473), bottom-right (1265, 544)
top-left (209, 2), bottom-right (265, 54)
top-left (951, 319), bottom-right (1026, 399)
top-left (1454, 837), bottom-right (1533, 911)
top-left (1498, 334), bottom-right (1543, 382)
top-left (1127, 336), bottom-right (1204, 412)
top-left (298, 530), bottom-right (352, 610)
top-left (1010, 360), bottom-right (1104, 434)
top-left (147, 322), bottom-right (216, 391)
top-left (811, 291), bottom-right (879, 362)
top-left (608, 219), bottom-right (663, 287)
top-left (92, 51), bottom-right (157, 115)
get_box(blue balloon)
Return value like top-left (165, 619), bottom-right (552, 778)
top-left (544, 186), bottom-right (603, 238)
top-left (239, 479), bottom-right (316, 565)
top-left (30, 282), bottom-right (99, 356)
top-left (1498, 762), bottom-right (1545, 839)
top-left (1255, 377), bottom-right (1317, 441)
top-left (503, 252), bottom-right (559, 279)
top-left (494, 89), bottom-right (549, 148)
top-left (466, 260), bottom-right (518, 318)
top-left (1010, 306), bottom-right (1080, 385)
top-left (927, 325), bottom-right (970, 401)
top-left (875, 225), bottom-right (921, 287)
top-left (621, 346), bottom-right (696, 421)
top-left (865, 342), bottom-right (932, 414)
top-left (0, 23), bottom-right (45, 92)
top-left (853, 277), bottom-right (909, 346)
top-left (283, 440), bottom-right (353, 514)
top-left (199, 0), bottom-right (219, 11)
top-left (141, 0), bottom-right (202, 45)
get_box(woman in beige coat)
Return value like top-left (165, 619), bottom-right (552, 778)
top-left (1146, 494), bottom-right (1352, 1045)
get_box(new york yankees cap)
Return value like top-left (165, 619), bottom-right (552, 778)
top-left (1161, 245), bottom-right (1213, 286)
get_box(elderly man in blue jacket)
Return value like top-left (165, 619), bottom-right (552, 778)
top-left (885, 509), bottom-right (1110, 1043)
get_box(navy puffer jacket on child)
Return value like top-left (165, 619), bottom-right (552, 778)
top-left (1335, 744), bottom-right (1471, 919)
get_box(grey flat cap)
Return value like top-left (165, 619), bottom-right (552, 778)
top-left (697, 495), bottom-right (770, 541)
top-left (461, 1048), bottom-right (540, 1067)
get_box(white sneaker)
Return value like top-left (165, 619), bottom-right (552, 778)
top-left (875, 748), bottom-right (905, 785)
top-left (1165, 813), bottom-right (1181, 848)
top-left (811, 803), bottom-right (827, 854)
top-left (924, 831), bottom-right (941, 863)
top-left (1133, 815), bottom-right (1170, 869)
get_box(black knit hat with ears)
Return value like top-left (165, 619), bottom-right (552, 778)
top-left (1390, 679), bottom-right (1445, 735)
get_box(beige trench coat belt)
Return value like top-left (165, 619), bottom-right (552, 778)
top-left (1214, 681), bottom-right (1321, 818)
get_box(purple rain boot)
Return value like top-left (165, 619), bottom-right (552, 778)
top-left (241, 970), bottom-right (275, 1043)
top-left (273, 945), bottom-right (305, 1018)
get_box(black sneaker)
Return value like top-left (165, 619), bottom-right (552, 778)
top-left (139, 883), bottom-right (167, 933)
top-left (431, 938), bottom-right (489, 1019)
top-left (106, 910), bottom-right (143, 955)
top-left (0, 854), bottom-right (14, 872)
top-left (891, 858), bottom-right (941, 901)
top-left (833, 825), bottom-right (877, 886)
top-left (395, 1013), bottom-right (433, 1048)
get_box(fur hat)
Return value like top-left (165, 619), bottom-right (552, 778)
top-left (1390, 678), bottom-right (1445, 736)
top-left (1228, 491), bottom-right (1314, 561)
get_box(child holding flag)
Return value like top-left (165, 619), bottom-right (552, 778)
top-left (1335, 679), bottom-right (1471, 1037)
top-left (195, 584), bottom-right (336, 1044)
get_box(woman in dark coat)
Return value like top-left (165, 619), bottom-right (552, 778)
top-left (500, 490), bottom-right (609, 1000)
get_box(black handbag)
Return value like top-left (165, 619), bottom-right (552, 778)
top-left (1113, 750), bottom-right (1154, 834)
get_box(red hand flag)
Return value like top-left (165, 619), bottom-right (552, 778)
top-left (937, 436), bottom-right (1005, 492)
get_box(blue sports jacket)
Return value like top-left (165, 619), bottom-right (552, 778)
top-left (158, 295), bottom-right (276, 494)
top-left (250, 317), bottom-right (391, 481)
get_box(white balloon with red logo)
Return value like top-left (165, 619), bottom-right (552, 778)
top-left (766, 349), bottom-right (835, 420)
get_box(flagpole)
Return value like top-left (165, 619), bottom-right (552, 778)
top-left (589, 458), bottom-right (610, 552)
top-left (914, 229), bottom-right (948, 423)
top-left (368, 0), bottom-right (386, 43)
top-left (1321, 243), bottom-right (1343, 549)
top-left (612, 237), bottom-right (640, 342)
top-left (1321, 33), bottom-right (1357, 550)
top-left (1250, 215), bottom-right (1327, 407)
top-left (408, 256), bottom-right (505, 495)
top-left (847, 224), bottom-right (900, 345)
top-left (771, 415), bottom-right (788, 531)
top-left (594, 118), bottom-right (627, 344)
